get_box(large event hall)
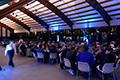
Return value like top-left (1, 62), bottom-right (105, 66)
top-left (0, 0), bottom-right (120, 80)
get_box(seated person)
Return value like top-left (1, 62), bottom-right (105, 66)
top-left (76, 46), bottom-right (95, 78)
top-left (36, 45), bottom-right (44, 62)
top-left (95, 48), bottom-right (108, 70)
top-left (30, 45), bottom-right (37, 57)
top-left (49, 45), bottom-right (57, 64)
top-left (107, 48), bottom-right (116, 63)
top-left (66, 45), bottom-right (77, 75)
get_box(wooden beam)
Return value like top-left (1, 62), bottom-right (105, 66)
top-left (37, 0), bottom-right (73, 29)
top-left (0, 22), bottom-right (14, 32)
top-left (86, 0), bottom-right (112, 26)
top-left (19, 7), bottom-right (49, 30)
top-left (0, 0), bottom-right (32, 19)
top-left (6, 15), bottom-right (30, 31)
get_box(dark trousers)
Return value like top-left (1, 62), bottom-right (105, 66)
top-left (8, 50), bottom-right (14, 67)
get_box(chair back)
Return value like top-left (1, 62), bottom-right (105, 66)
top-left (102, 63), bottom-right (114, 73)
top-left (32, 52), bottom-right (36, 58)
top-left (115, 59), bottom-right (120, 69)
top-left (37, 52), bottom-right (44, 59)
top-left (64, 58), bottom-right (71, 68)
top-left (59, 52), bottom-right (62, 62)
top-left (50, 53), bottom-right (57, 59)
top-left (78, 61), bottom-right (90, 72)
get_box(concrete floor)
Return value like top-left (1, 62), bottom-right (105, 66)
top-left (0, 46), bottom-right (119, 80)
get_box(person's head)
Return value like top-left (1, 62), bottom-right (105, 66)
top-left (96, 45), bottom-right (100, 49)
top-left (84, 46), bottom-right (89, 51)
top-left (39, 45), bottom-right (42, 48)
top-left (67, 45), bottom-right (71, 50)
top-left (61, 43), bottom-right (64, 47)
top-left (110, 48), bottom-right (113, 53)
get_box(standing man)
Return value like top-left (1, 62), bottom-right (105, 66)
top-left (4, 41), bottom-right (17, 67)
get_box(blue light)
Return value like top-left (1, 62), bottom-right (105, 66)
top-left (75, 18), bottom-right (103, 24)
top-left (70, 14), bottom-right (100, 21)
top-left (83, 29), bottom-right (86, 41)
top-left (53, 26), bottom-right (58, 30)
top-left (57, 35), bottom-right (59, 42)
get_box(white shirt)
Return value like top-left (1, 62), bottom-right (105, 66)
top-left (4, 43), bottom-right (17, 56)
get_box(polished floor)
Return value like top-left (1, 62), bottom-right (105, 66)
top-left (0, 46), bottom-right (119, 80)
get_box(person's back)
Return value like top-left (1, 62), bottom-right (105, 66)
top-left (108, 48), bottom-right (116, 63)
top-left (96, 50), bottom-right (108, 70)
top-left (66, 50), bottom-right (76, 62)
top-left (50, 45), bottom-right (57, 53)
top-left (36, 47), bottom-right (43, 53)
top-left (76, 46), bottom-right (95, 67)
top-left (108, 52), bottom-right (116, 63)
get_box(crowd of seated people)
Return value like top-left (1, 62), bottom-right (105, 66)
top-left (1, 39), bottom-right (120, 79)
top-left (60, 41), bottom-right (119, 78)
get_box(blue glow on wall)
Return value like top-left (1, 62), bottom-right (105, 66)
top-left (83, 29), bottom-right (86, 41)
top-left (57, 35), bottom-right (59, 42)
top-left (53, 26), bottom-right (59, 30)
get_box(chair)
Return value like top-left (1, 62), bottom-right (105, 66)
top-left (114, 59), bottom-right (120, 69)
top-left (26, 48), bottom-right (32, 57)
top-left (64, 58), bottom-right (71, 69)
top-left (114, 59), bottom-right (120, 80)
top-left (96, 63), bottom-right (115, 80)
top-left (49, 53), bottom-right (57, 64)
top-left (63, 58), bottom-right (72, 77)
top-left (59, 52), bottom-right (62, 62)
top-left (76, 61), bottom-right (91, 80)
top-left (37, 52), bottom-right (44, 63)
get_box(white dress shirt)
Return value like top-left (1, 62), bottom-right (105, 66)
top-left (4, 43), bottom-right (17, 56)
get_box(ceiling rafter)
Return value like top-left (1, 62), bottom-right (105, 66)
top-left (6, 15), bottom-right (30, 31)
top-left (86, 0), bottom-right (112, 26)
top-left (37, 0), bottom-right (73, 29)
top-left (19, 7), bottom-right (49, 30)
top-left (0, 22), bottom-right (14, 32)
top-left (0, 0), bottom-right (32, 19)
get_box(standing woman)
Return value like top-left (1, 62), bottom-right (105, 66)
top-left (4, 41), bottom-right (17, 67)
